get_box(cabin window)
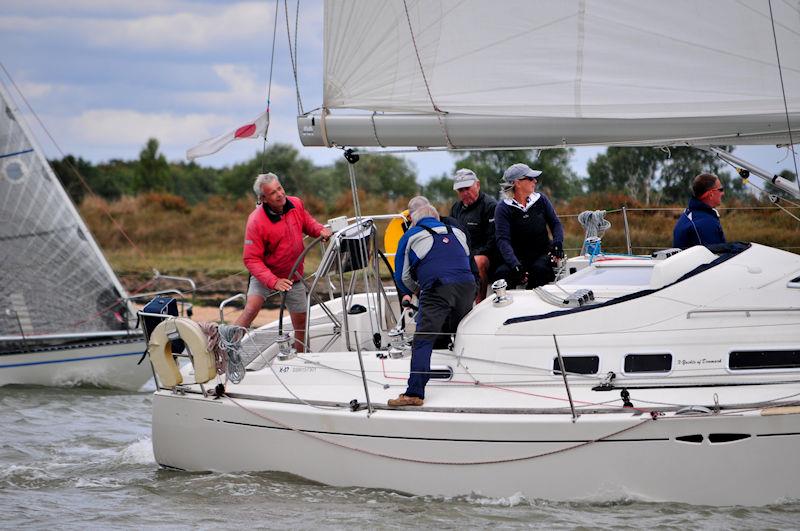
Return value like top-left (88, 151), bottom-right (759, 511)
top-left (552, 356), bottom-right (599, 375)
top-left (787, 275), bottom-right (800, 288)
top-left (624, 353), bottom-right (672, 373)
top-left (729, 350), bottom-right (800, 370)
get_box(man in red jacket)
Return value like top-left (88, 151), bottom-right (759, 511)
top-left (235, 173), bottom-right (331, 352)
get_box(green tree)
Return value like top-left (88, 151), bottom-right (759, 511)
top-left (329, 153), bottom-right (419, 200)
top-left (133, 138), bottom-right (170, 193)
top-left (422, 174), bottom-right (455, 204)
top-left (586, 146), bottom-right (735, 204)
top-left (218, 143), bottom-right (316, 199)
top-left (50, 155), bottom-right (100, 203)
top-left (169, 161), bottom-right (221, 204)
top-left (453, 148), bottom-right (580, 199)
top-left (98, 159), bottom-right (138, 197)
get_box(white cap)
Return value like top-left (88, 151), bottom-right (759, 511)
top-left (453, 168), bottom-right (478, 190)
top-left (502, 163), bottom-right (542, 183)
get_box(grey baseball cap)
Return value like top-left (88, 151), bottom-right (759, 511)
top-left (502, 163), bottom-right (542, 183)
top-left (452, 168), bottom-right (478, 190)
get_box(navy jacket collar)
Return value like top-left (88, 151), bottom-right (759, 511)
top-left (687, 197), bottom-right (718, 217)
top-left (263, 198), bottom-right (295, 223)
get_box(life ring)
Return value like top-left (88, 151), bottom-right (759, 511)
top-left (148, 317), bottom-right (217, 387)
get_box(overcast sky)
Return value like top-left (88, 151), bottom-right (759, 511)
top-left (1, 0), bottom-right (797, 186)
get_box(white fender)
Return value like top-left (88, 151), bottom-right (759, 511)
top-left (148, 318), bottom-right (217, 387)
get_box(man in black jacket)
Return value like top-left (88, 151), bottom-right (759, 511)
top-left (450, 168), bottom-right (498, 302)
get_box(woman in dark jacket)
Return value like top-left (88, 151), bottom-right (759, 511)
top-left (494, 163), bottom-right (564, 289)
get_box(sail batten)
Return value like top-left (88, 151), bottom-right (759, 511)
top-left (301, 0), bottom-right (800, 148)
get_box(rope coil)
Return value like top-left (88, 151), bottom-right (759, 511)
top-left (199, 322), bottom-right (247, 384)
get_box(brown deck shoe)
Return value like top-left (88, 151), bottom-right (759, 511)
top-left (387, 394), bottom-right (424, 407)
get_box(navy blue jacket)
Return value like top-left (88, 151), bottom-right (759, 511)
top-left (495, 193), bottom-right (564, 269)
top-left (394, 217), bottom-right (473, 296)
top-left (673, 197), bottom-right (726, 249)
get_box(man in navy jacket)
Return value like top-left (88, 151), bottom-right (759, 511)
top-left (673, 173), bottom-right (726, 249)
top-left (389, 202), bottom-right (476, 407)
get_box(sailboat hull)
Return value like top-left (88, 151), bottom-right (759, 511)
top-left (153, 390), bottom-right (800, 506)
top-left (0, 336), bottom-right (151, 390)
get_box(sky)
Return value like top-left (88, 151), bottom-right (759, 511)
top-left (1, 0), bottom-right (797, 188)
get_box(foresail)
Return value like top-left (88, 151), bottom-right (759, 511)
top-left (299, 0), bottom-right (800, 148)
top-left (0, 85), bottom-right (133, 340)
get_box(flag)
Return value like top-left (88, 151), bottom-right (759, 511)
top-left (186, 109), bottom-right (269, 161)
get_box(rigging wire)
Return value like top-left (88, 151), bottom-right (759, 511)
top-left (260, 0), bottom-right (282, 173)
top-left (767, 0), bottom-right (800, 193)
top-left (284, 0), bottom-right (304, 116)
top-left (401, 0), bottom-right (454, 148)
top-left (715, 154), bottom-right (800, 221)
top-left (0, 62), bottom-right (152, 270)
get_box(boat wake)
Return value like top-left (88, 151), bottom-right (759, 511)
top-left (116, 437), bottom-right (155, 466)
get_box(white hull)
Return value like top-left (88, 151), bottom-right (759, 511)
top-left (153, 390), bottom-right (800, 505)
top-left (150, 241), bottom-right (800, 505)
top-left (0, 336), bottom-right (151, 391)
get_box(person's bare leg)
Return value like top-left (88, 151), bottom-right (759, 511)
top-left (474, 255), bottom-right (490, 303)
top-left (289, 311), bottom-right (307, 353)
top-left (234, 294), bottom-right (265, 328)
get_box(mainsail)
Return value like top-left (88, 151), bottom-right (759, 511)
top-left (299, 0), bottom-right (800, 148)
top-left (0, 84), bottom-right (135, 344)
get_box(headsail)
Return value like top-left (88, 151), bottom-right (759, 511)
top-left (299, 0), bottom-right (800, 148)
top-left (0, 84), bottom-right (135, 342)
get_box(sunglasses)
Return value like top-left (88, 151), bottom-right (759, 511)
top-left (520, 176), bottom-right (537, 182)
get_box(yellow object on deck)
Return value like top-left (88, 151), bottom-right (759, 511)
top-left (383, 210), bottom-right (410, 270)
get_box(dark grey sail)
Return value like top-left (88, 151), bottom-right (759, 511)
top-left (0, 84), bottom-right (136, 348)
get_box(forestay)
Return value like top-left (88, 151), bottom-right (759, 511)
top-left (0, 84), bottom-right (134, 343)
top-left (299, 0), bottom-right (800, 148)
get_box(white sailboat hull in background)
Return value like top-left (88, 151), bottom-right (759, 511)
top-left (1, 72), bottom-right (150, 391)
top-left (0, 337), bottom-right (151, 390)
top-left (153, 391), bottom-right (800, 506)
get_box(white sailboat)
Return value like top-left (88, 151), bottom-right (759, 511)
top-left (0, 83), bottom-right (152, 390)
top-left (151, 1), bottom-right (800, 505)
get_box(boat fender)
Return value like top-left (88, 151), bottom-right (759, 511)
top-left (148, 318), bottom-right (217, 387)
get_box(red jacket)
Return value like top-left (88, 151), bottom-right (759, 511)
top-left (242, 196), bottom-right (325, 289)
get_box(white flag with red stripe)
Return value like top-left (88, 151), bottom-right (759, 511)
top-left (186, 109), bottom-right (269, 161)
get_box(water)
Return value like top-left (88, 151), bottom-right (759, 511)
top-left (2, 385), bottom-right (799, 530)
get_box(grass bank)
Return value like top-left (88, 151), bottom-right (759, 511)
top-left (81, 192), bottom-right (800, 300)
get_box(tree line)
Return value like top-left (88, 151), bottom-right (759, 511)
top-left (52, 138), bottom-right (793, 212)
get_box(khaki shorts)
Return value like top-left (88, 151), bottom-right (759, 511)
top-left (247, 276), bottom-right (308, 313)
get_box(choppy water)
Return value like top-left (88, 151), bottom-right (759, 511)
top-left (2, 384), bottom-right (799, 530)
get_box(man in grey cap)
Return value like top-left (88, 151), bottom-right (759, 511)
top-left (450, 168), bottom-right (497, 302)
top-left (494, 163), bottom-right (564, 288)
